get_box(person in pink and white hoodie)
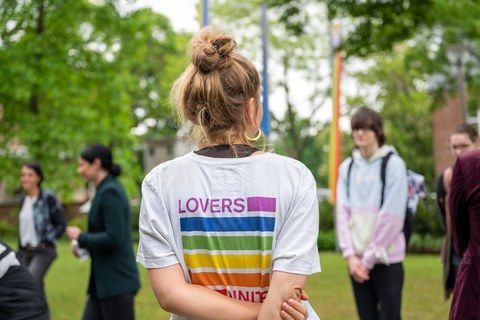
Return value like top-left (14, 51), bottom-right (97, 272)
top-left (336, 106), bottom-right (408, 320)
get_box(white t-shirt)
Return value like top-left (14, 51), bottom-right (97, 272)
top-left (19, 196), bottom-right (39, 247)
top-left (137, 152), bottom-right (321, 319)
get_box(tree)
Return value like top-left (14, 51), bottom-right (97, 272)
top-left (351, 50), bottom-right (434, 182)
top-left (320, 0), bottom-right (480, 113)
top-left (0, 0), bottom-right (188, 200)
top-left (268, 1), bottom-right (480, 177)
top-left (209, 0), bottom-right (331, 183)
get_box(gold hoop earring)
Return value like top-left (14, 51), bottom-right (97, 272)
top-left (244, 127), bottom-right (262, 142)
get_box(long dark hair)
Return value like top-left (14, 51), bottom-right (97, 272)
top-left (23, 160), bottom-right (44, 186)
top-left (80, 144), bottom-right (121, 177)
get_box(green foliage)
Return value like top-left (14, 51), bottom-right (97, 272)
top-left (413, 198), bottom-right (444, 238)
top-left (67, 215), bottom-right (88, 232)
top-left (319, 198), bottom-right (334, 230)
top-left (325, 0), bottom-right (436, 57)
top-left (130, 203), bottom-right (140, 241)
top-left (210, 0), bottom-right (330, 182)
top-left (0, 1), bottom-right (189, 200)
top-left (317, 229), bottom-right (335, 251)
top-left (0, 219), bottom-right (16, 237)
top-left (0, 0), bottom-right (187, 201)
top-left (322, 0), bottom-right (480, 114)
top-left (348, 50), bottom-right (435, 184)
top-left (408, 233), bottom-right (444, 254)
top-left (268, 0), bottom-right (310, 36)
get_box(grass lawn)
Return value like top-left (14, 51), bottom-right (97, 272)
top-left (5, 239), bottom-right (451, 319)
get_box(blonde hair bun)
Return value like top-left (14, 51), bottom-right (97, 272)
top-left (189, 28), bottom-right (236, 73)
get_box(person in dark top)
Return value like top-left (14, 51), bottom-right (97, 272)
top-left (17, 161), bottom-right (67, 295)
top-left (448, 149), bottom-right (480, 319)
top-left (66, 144), bottom-right (140, 320)
top-left (0, 239), bottom-right (50, 320)
top-left (436, 124), bottom-right (478, 299)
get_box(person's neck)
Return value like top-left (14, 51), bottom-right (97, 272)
top-left (27, 187), bottom-right (40, 198)
top-left (199, 139), bottom-right (245, 148)
top-left (95, 170), bottom-right (109, 186)
top-left (359, 144), bottom-right (380, 160)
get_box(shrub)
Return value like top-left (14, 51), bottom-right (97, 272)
top-left (318, 229), bottom-right (336, 251)
top-left (0, 219), bottom-right (17, 237)
top-left (408, 232), bottom-right (444, 254)
top-left (319, 199), bottom-right (335, 231)
top-left (413, 197), bottom-right (444, 238)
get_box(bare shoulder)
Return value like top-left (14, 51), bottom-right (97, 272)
top-left (443, 167), bottom-right (453, 192)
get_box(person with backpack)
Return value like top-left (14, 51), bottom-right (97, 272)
top-left (336, 106), bottom-right (408, 320)
top-left (0, 239), bottom-right (50, 320)
top-left (17, 161), bottom-right (67, 296)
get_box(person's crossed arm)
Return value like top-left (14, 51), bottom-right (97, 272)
top-left (148, 264), bottom-right (309, 320)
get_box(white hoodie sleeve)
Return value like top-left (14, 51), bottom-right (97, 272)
top-left (335, 159), bottom-right (356, 259)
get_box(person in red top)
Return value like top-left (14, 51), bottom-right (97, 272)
top-left (448, 149), bottom-right (480, 319)
top-left (436, 124), bottom-right (478, 299)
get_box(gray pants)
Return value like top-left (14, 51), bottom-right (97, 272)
top-left (19, 244), bottom-right (57, 294)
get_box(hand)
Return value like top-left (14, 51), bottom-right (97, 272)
top-left (66, 226), bottom-right (82, 241)
top-left (347, 255), bottom-right (370, 283)
top-left (70, 241), bottom-right (79, 258)
top-left (280, 287), bottom-right (309, 320)
top-left (280, 298), bottom-right (308, 320)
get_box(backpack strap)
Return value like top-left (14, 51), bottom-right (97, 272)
top-left (380, 151), bottom-right (395, 206)
top-left (346, 157), bottom-right (354, 199)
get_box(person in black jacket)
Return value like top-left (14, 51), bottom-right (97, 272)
top-left (0, 239), bottom-right (50, 320)
top-left (17, 161), bottom-right (66, 295)
top-left (66, 144), bottom-right (140, 320)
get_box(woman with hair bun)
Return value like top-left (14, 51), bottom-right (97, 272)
top-left (137, 28), bottom-right (320, 319)
top-left (66, 143), bottom-right (140, 320)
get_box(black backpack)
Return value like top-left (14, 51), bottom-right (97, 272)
top-left (346, 151), bottom-right (414, 246)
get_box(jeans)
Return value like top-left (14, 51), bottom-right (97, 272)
top-left (350, 262), bottom-right (404, 320)
top-left (19, 243), bottom-right (57, 294)
top-left (82, 292), bottom-right (136, 320)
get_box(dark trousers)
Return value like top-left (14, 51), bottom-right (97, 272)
top-left (19, 244), bottom-right (57, 294)
top-left (350, 262), bottom-right (404, 320)
top-left (82, 292), bottom-right (136, 320)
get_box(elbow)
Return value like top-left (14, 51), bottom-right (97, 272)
top-left (154, 290), bottom-right (179, 313)
top-left (158, 296), bottom-right (175, 312)
top-left (105, 231), bottom-right (124, 249)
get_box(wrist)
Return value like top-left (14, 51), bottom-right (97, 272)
top-left (346, 255), bottom-right (357, 262)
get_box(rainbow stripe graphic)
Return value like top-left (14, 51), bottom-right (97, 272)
top-left (329, 23), bottom-right (343, 204)
top-left (180, 196), bottom-right (276, 302)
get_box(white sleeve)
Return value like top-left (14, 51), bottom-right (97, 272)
top-left (136, 175), bottom-right (180, 269)
top-left (271, 170), bottom-right (321, 275)
top-left (336, 159), bottom-right (355, 258)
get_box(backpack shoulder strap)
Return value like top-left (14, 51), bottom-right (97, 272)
top-left (380, 151), bottom-right (395, 206)
top-left (347, 157), bottom-right (354, 199)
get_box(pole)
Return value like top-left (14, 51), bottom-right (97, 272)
top-left (202, 0), bottom-right (209, 27)
top-left (260, 0), bottom-right (270, 136)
